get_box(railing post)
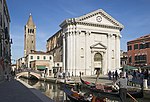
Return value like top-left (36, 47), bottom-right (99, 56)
top-left (143, 79), bottom-right (148, 89)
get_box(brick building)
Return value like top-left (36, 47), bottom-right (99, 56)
top-left (127, 34), bottom-right (150, 67)
top-left (0, 0), bottom-right (11, 81)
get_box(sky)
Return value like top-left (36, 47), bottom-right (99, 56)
top-left (7, 0), bottom-right (150, 62)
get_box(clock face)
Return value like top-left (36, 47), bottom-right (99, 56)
top-left (96, 16), bottom-right (102, 22)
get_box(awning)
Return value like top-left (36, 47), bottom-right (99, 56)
top-left (37, 66), bottom-right (46, 70)
top-left (141, 65), bottom-right (150, 69)
top-left (122, 65), bottom-right (138, 70)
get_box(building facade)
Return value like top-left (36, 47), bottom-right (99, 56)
top-left (127, 34), bottom-right (150, 67)
top-left (47, 9), bottom-right (124, 76)
top-left (16, 57), bottom-right (25, 69)
top-left (0, 0), bottom-right (11, 80)
top-left (24, 13), bottom-right (36, 57)
top-left (120, 50), bottom-right (127, 68)
top-left (26, 51), bottom-right (54, 76)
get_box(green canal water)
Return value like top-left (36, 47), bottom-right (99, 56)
top-left (20, 78), bottom-right (150, 102)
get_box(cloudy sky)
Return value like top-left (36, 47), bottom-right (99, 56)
top-left (7, 0), bottom-right (150, 61)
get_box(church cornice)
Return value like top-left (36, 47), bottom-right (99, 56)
top-left (60, 9), bottom-right (124, 31)
top-left (61, 20), bottom-right (122, 31)
top-left (77, 22), bottom-right (122, 31)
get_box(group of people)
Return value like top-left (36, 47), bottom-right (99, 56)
top-left (4, 70), bottom-right (16, 81)
top-left (108, 70), bottom-right (120, 80)
top-left (108, 70), bottom-right (128, 102)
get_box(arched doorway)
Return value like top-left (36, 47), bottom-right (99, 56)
top-left (94, 53), bottom-right (103, 74)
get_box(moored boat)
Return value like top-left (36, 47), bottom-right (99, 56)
top-left (80, 77), bottom-right (143, 98)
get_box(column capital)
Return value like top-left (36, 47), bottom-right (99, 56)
top-left (107, 34), bottom-right (112, 38)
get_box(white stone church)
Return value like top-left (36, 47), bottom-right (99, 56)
top-left (47, 9), bottom-right (124, 76)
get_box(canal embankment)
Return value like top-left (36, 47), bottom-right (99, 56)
top-left (0, 78), bottom-right (54, 102)
top-left (41, 75), bottom-right (150, 100)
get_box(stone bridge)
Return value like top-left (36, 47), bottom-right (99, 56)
top-left (16, 71), bottom-right (42, 80)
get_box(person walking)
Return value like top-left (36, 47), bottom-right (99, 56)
top-left (115, 72), bottom-right (127, 102)
top-left (115, 70), bottom-right (119, 80)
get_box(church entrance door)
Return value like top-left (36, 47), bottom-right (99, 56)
top-left (94, 53), bottom-right (103, 74)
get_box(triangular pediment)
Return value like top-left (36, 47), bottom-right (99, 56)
top-left (90, 42), bottom-right (107, 49)
top-left (75, 9), bottom-right (124, 29)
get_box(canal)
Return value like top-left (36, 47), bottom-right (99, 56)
top-left (20, 78), bottom-right (150, 102)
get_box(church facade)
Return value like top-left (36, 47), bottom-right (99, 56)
top-left (47, 9), bottom-right (124, 76)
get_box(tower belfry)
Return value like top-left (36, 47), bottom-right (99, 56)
top-left (24, 13), bottom-right (36, 57)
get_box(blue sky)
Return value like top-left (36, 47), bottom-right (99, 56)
top-left (7, 0), bottom-right (150, 61)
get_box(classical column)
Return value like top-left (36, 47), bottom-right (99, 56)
top-left (116, 35), bottom-right (121, 68)
top-left (70, 31), bottom-right (73, 74)
top-left (91, 50), bottom-right (94, 75)
top-left (73, 31), bottom-right (76, 76)
top-left (85, 31), bottom-right (90, 75)
top-left (102, 52), bottom-right (107, 75)
top-left (107, 34), bottom-right (111, 72)
top-left (67, 32), bottom-right (70, 74)
top-left (62, 33), bottom-right (66, 73)
top-left (75, 31), bottom-right (80, 76)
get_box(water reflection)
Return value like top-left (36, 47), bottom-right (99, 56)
top-left (20, 78), bottom-right (149, 102)
top-left (20, 78), bottom-right (65, 102)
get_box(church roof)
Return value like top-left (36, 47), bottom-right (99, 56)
top-left (60, 9), bottom-right (124, 31)
top-left (26, 13), bottom-right (35, 26)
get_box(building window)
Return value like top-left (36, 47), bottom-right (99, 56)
top-left (32, 29), bottom-right (34, 33)
top-left (49, 56), bottom-right (52, 60)
top-left (30, 29), bottom-right (32, 33)
top-left (80, 48), bottom-right (84, 58)
top-left (135, 55), bottom-right (147, 64)
top-left (37, 56), bottom-right (39, 59)
top-left (129, 56), bottom-right (132, 63)
top-left (30, 56), bottom-right (33, 59)
top-left (145, 42), bottom-right (150, 48)
top-left (134, 44), bottom-right (138, 50)
top-left (139, 44), bottom-right (145, 49)
top-left (94, 53), bottom-right (102, 61)
top-left (43, 56), bottom-right (46, 60)
top-left (127, 45), bottom-right (132, 51)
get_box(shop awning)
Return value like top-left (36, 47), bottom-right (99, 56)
top-left (141, 65), bottom-right (150, 69)
top-left (122, 65), bottom-right (138, 70)
top-left (37, 66), bottom-right (46, 70)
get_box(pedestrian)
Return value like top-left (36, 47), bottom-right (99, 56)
top-left (112, 71), bottom-right (115, 80)
top-left (115, 72), bottom-right (127, 102)
top-left (4, 72), bottom-right (7, 81)
top-left (108, 71), bottom-right (111, 80)
top-left (115, 70), bottom-right (118, 80)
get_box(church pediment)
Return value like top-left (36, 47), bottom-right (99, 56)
top-left (90, 42), bottom-right (107, 49)
top-left (75, 9), bottom-right (124, 29)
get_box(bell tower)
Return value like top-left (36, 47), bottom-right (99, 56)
top-left (24, 13), bottom-right (36, 57)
